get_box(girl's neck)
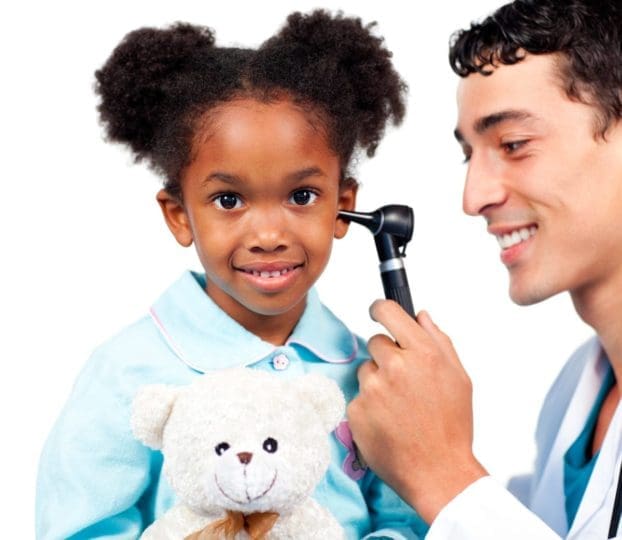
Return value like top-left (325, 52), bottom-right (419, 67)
top-left (206, 284), bottom-right (306, 346)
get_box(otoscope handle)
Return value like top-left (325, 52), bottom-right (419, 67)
top-left (380, 265), bottom-right (416, 319)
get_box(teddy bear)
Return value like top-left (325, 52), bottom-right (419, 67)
top-left (131, 368), bottom-right (346, 539)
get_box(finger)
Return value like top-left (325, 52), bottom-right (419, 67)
top-left (417, 311), bottom-right (468, 377)
top-left (367, 332), bottom-right (398, 362)
top-left (356, 359), bottom-right (378, 386)
top-left (418, 311), bottom-right (462, 366)
top-left (369, 299), bottom-right (427, 349)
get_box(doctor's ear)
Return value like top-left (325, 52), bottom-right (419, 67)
top-left (156, 189), bottom-right (193, 247)
top-left (335, 178), bottom-right (358, 239)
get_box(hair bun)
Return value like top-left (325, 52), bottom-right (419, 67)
top-left (254, 10), bottom-right (406, 158)
top-left (95, 23), bottom-right (216, 158)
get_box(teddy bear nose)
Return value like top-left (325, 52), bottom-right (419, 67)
top-left (237, 452), bottom-right (253, 464)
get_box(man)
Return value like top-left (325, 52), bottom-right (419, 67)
top-left (347, 1), bottom-right (622, 538)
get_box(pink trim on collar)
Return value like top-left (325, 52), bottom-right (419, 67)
top-left (149, 307), bottom-right (282, 373)
top-left (285, 332), bottom-right (358, 364)
top-left (149, 307), bottom-right (204, 373)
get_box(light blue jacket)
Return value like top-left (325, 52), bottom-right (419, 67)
top-left (36, 271), bottom-right (428, 539)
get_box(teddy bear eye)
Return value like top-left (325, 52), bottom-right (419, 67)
top-left (262, 437), bottom-right (278, 453)
top-left (215, 442), bottom-right (230, 456)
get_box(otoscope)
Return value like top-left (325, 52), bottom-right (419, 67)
top-left (338, 205), bottom-right (416, 319)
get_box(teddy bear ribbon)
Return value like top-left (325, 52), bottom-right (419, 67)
top-left (185, 510), bottom-right (280, 540)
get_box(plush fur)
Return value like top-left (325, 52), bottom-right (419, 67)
top-left (131, 368), bottom-right (346, 539)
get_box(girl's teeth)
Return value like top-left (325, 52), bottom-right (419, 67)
top-left (249, 268), bottom-right (293, 278)
top-left (497, 226), bottom-right (537, 249)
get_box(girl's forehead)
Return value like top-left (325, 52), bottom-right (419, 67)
top-left (184, 97), bottom-right (340, 187)
top-left (193, 98), bottom-right (335, 160)
top-left (206, 97), bottom-right (327, 138)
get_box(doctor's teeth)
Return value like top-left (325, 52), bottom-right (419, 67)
top-left (497, 226), bottom-right (537, 249)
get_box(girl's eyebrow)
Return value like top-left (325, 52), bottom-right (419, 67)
top-left (203, 172), bottom-right (240, 185)
top-left (285, 166), bottom-right (325, 183)
top-left (203, 167), bottom-right (326, 186)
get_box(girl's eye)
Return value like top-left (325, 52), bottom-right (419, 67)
top-left (290, 189), bottom-right (318, 206)
top-left (214, 193), bottom-right (242, 210)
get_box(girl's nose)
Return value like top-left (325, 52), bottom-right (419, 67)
top-left (247, 207), bottom-right (289, 252)
top-left (462, 154), bottom-right (508, 216)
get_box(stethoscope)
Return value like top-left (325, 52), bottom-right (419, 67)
top-left (609, 463), bottom-right (622, 538)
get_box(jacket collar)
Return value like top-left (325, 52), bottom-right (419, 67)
top-left (149, 271), bottom-right (357, 373)
top-left (530, 338), bottom-right (611, 536)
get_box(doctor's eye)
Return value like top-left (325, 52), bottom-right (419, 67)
top-left (262, 437), bottom-right (278, 453)
top-left (501, 140), bottom-right (528, 155)
top-left (215, 442), bottom-right (230, 456)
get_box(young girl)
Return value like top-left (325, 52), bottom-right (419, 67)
top-left (36, 10), bottom-right (427, 539)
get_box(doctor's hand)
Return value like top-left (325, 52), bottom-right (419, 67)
top-left (347, 300), bottom-right (488, 524)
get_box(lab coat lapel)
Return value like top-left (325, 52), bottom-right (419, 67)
top-left (530, 343), bottom-right (605, 536)
top-left (569, 400), bottom-right (622, 538)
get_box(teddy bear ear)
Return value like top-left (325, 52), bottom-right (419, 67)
top-left (292, 374), bottom-right (346, 432)
top-left (130, 384), bottom-right (180, 450)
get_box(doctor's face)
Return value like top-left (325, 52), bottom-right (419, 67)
top-left (455, 53), bottom-right (622, 307)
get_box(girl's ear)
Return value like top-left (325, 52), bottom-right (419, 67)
top-left (156, 189), bottom-right (193, 247)
top-left (334, 178), bottom-right (358, 239)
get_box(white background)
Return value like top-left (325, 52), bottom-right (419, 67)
top-left (2, 1), bottom-right (592, 536)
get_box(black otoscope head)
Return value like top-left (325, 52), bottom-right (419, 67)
top-left (338, 204), bottom-right (416, 318)
top-left (338, 205), bottom-right (414, 261)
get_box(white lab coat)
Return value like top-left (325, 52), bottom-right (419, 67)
top-left (427, 337), bottom-right (622, 540)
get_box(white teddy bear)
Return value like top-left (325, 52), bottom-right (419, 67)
top-left (131, 368), bottom-right (346, 540)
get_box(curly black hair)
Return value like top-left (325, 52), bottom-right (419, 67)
top-left (449, 0), bottom-right (622, 135)
top-left (95, 10), bottom-right (407, 197)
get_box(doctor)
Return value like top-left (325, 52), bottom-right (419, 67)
top-left (347, 0), bottom-right (622, 538)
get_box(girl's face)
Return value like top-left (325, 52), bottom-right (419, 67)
top-left (158, 98), bottom-right (357, 344)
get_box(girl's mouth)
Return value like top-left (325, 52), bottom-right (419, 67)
top-left (235, 263), bottom-right (304, 293)
top-left (242, 265), bottom-right (301, 278)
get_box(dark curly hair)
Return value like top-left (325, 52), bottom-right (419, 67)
top-left (449, 0), bottom-right (622, 135)
top-left (95, 10), bottom-right (407, 197)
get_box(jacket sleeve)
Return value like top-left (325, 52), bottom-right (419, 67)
top-left (425, 476), bottom-right (561, 540)
top-left (361, 472), bottom-right (429, 539)
top-left (35, 351), bottom-right (158, 540)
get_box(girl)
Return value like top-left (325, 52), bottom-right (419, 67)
top-left (36, 10), bottom-right (427, 539)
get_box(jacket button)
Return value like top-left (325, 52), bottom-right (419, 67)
top-left (272, 353), bottom-right (289, 370)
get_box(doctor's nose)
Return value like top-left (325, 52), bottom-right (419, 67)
top-left (462, 155), bottom-right (508, 217)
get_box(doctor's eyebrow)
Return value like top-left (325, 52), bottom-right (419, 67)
top-left (454, 109), bottom-right (535, 142)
